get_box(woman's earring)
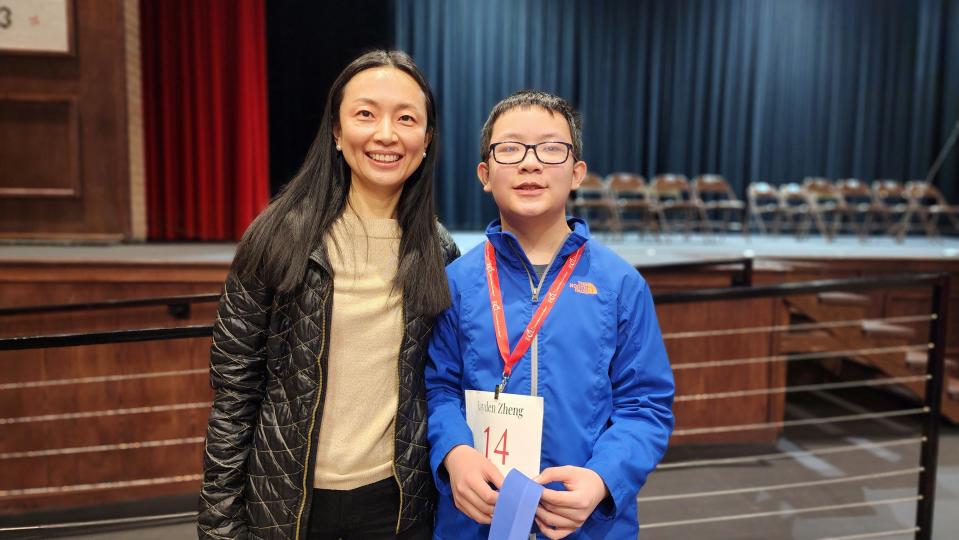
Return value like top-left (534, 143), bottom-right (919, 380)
top-left (423, 151), bottom-right (427, 158)
top-left (336, 144), bottom-right (342, 151)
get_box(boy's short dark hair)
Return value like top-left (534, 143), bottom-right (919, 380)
top-left (479, 90), bottom-right (583, 162)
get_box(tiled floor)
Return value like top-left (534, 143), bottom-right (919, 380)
top-left (639, 386), bottom-right (959, 539)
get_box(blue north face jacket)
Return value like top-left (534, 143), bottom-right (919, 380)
top-left (426, 218), bottom-right (675, 539)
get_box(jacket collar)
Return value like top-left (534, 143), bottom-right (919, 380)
top-left (308, 244), bottom-right (332, 274)
top-left (484, 217), bottom-right (590, 270)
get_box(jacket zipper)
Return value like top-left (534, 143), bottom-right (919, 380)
top-left (294, 285), bottom-right (331, 539)
top-left (297, 252), bottom-right (410, 535)
top-left (506, 241), bottom-right (566, 398)
top-left (392, 304), bottom-right (407, 534)
top-left (514, 242), bottom-right (564, 540)
top-left (529, 266), bottom-right (548, 398)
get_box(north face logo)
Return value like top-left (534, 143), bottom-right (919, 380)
top-left (569, 281), bottom-right (598, 295)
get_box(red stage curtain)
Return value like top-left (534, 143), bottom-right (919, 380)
top-left (141, 0), bottom-right (269, 241)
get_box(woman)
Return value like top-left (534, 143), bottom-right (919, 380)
top-left (198, 50), bottom-right (458, 540)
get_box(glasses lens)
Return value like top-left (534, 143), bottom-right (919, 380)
top-left (535, 142), bottom-right (569, 164)
top-left (492, 142), bottom-right (570, 164)
top-left (493, 142), bottom-right (525, 164)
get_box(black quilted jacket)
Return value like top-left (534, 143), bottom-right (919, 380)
top-left (198, 227), bottom-right (460, 540)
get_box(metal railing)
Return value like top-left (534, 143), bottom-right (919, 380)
top-left (0, 272), bottom-right (949, 539)
top-left (651, 272), bottom-right (949, 540)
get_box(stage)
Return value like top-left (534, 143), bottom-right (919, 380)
top-left (1, 232), bottom-right (957, 267)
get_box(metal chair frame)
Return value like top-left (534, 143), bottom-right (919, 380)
top-left (606, 172), bottom-right (656, 237)
top-left (649, 174), bottom-right (707, 237)
top-left (903, 180), bottom-right (959, 239)
top-left (693, 174), bottom-right (746, 234)
top-left (747, 181), bottom-right (783, 235)
top-left (778, 182), bottom-right (814, 239)
top-left (569, 172), bottom-right (620, 231)
top-left (801, 177), bottom-right (845, 241)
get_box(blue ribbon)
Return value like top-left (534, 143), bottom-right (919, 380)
top-left (488, 469), bottom-right (545, 540)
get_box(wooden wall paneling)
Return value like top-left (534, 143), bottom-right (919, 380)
top-left (658, 298), bottom-right (781, 445)
top-left (0, 0), bottom-right (131, 240)
top-left (0, 346), bottom-right (51, 505)
top-left (0, 262), bottom-right (225, 513)
top-left (0, 289), bottom-right (221, 339)
top-left (0, 262), bottom-right (229, 284)
top-left (644, 270), bottom-right (739, 293)
top-left (1, 342), bottom-right (212, 511)
top-left (0, 95), bottom-right (80, 197)
top-left (766, 297), bottom-right (788, 437)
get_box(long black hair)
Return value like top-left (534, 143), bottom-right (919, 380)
top-left (232, 50), bottom-right (451, 317)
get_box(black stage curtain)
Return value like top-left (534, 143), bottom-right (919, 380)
top-left (266, 0), bottom-right (393, 194)
top-left (396, 0), bottom-right (959, 230)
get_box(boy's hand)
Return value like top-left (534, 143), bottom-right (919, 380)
top-left (533, 466), bottom-right (609, 539)
top-left (443, 444), bottom-right (504, 525)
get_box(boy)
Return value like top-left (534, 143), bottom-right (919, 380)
top-left (426, 90), bottom-right (674, 539)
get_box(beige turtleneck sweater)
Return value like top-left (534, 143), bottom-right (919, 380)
top-left (313, 210), bottom-right (403, 490)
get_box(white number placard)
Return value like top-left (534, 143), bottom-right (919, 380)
top-left (0, 0), bottom-right (72, 55)
top-left (465, 390), bottom-right (544, 478)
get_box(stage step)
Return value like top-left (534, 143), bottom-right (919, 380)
top-left (905, 351), bottom-right (959, 376)
top-left (779, 329), bottom-right (838, 353)
top-left (861, 320), bottom-right (915, 339)
top-left (783, 293), bottom-right (959, 423)
top-left (818, 291), bottom-right (872, 307)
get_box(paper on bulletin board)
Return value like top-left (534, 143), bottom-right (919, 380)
top-left (0, 0), bottom-right (72, 55)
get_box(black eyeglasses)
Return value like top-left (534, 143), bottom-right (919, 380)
top-left (488, 141), bottom-right (574, 165)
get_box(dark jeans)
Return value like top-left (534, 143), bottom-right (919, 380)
top-left (307, 477), bottom-right (432, 539)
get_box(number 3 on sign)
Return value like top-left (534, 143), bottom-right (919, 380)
top-left (483, 427), bottom-right (509, 464)
top-left (464, 389), bottom-right (543, 478)
top-left (0, 6), bottom-right (12, 30)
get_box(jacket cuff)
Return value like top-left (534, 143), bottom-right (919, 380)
top-left (584, 459), bottom-right (627, 521)
top-left (430, 433), bottom-right (474, 496)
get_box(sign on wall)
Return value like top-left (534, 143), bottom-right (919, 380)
top-left (0, 0), bottom-right (73, 55)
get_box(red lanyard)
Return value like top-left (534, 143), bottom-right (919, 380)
top-left (484, 241), bottom-right (585, 397)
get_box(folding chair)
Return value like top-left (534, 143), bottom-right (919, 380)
top-left (871, 179), bottom-right (913, 241)
top-left (606, 172), bottom-right (655, 236)
top-left (904, 180), bottom-right (959, 238)
top-left (747, 182), bottom-right (782, 235)
top-left (836, 178), bottom-right (884, 240)
top-left (649, 174), bottom-right (707, 237)
top-left (779, 183), bottom-right (813, 239)
top-left (569, 172), bottom-right (619, 231)
top-left (802, 177), bottom-right (844, 241)
top-left (693, 174), bottom-right (746, 234)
